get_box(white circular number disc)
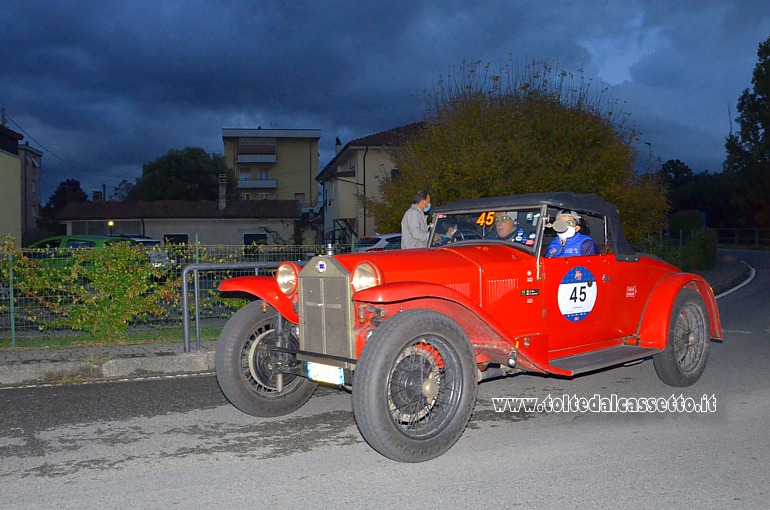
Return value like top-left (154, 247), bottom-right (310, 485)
top-left (557, 266), bottom-right (597, 322)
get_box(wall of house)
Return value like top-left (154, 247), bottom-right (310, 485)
top-left (354, 147), bottom-right (397, 236)
top-left (18, 144), bottom-right (42, 244)
top-left (274, 138), bottom-right (318, 206)
top-left (0, 150), bottom-right (22, 241)
top-left (67, 218), bottom-right (299, 245)
top-left (325, 146), bottom-right (398, 240)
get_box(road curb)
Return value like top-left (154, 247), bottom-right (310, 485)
top-left (0, 352), bottom-right (215, 387)
top-left (101, 352), bottom-right (215, 379)
top-left (0, 361), bottom-right (100, 386)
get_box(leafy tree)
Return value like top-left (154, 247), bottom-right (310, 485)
top-left (367, 60), bottom-right (668, 242)
top-left (724, 36), bottom-right (770, 228)
top-left (659, 159), bottom-right (694, 189)
top-left (129, 147), bottom-right (237, 201)
top-left (112, 179), bottom-right (136, 201)
top-left (36, 179), bottom-right (89, 235)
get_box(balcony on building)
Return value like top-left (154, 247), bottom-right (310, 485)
top-left (238, 178), bottom-right (278, 189)
top-left (236, 154), bottom-right (277, 164)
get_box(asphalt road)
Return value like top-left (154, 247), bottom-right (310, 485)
top-left (0, 250), bottom-right (767, 509)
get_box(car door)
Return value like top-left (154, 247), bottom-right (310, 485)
top-left (542, 253), bottom-right (615, 356)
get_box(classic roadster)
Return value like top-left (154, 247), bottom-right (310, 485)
top-left (215, 192), bottom-right (722, 462)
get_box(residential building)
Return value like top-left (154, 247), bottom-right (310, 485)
top-left (57, 199), bottom-right (307, 246)
top-left (317, 123), bottom-right (422, 243)
top-left (221, 128), bottom-right (321, 210)
top-left (18, 142), bottom-right (43, 244)
top-left (0, 124), bottom-right (24, 242)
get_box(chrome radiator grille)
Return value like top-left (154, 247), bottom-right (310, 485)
top-left (298, 257), bottom-right (355, 360)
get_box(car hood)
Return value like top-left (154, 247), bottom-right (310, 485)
top-left (333, 244), bottom-right (531, 290)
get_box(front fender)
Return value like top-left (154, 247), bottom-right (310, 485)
top-left (636, 273), bottom-right (722, 348)
top-left (219, 276), bottom-right (298, 323)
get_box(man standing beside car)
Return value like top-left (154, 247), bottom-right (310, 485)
top-left (401, 190), bottom-right (432, 249)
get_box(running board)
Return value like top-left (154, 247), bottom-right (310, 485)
top-left (549, 345), bottom-right (661, 375)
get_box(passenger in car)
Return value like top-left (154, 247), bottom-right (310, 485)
top-left (545, 210), bottom-right (600, 257)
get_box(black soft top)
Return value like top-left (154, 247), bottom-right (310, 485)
top-left (433, 192), bottom-right (638, 260)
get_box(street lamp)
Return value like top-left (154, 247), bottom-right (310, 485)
top-left (108, 220), bottom-right (114, 235)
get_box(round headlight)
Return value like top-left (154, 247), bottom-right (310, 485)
top-left (276, 262), bottom-right (300, 295)
top-left (352, 262), bottom-right (381, 292)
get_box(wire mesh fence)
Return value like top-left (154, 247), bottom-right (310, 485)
top-left (0, 243), bottom-right (346, 340)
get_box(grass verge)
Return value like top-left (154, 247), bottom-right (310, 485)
top-left (0, 326), bottom-right (222, 350)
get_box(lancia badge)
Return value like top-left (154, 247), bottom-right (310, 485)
top-left (316, 260), bottom-right (327, 273)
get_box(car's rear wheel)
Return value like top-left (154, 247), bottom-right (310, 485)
top-left (653, 288), bottom-right (710, 387)
top-left (216, 301), bottom-right (316, 417)
top-left (352, 309), bottom-right (477, 462)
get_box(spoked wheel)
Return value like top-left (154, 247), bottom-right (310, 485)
top-left (216, 301), bottom-right (315, 417)
top-left (653, 288), bottom-right (711, 387)
top-left (352, 309), bottom-right (477, 462)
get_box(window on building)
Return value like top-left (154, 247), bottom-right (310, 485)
top-left (243, 233), bottom-right (268, 246)
top-left (163, 233), bottom-right (189, 245)
top-left (241, 192), bottom-right (252, 200)
top-left (258, 193), bottom-right (271, 200)
top-left (239, 170), bottom-right (251, 180)
top-left (258, 169), bottom-right (270, 180)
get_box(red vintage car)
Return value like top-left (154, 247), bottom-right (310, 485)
top-left (215, 192), bottom-right (722, 462)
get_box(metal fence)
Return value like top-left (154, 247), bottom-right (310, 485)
top-left (0, 243), bottom-right (346, 342)
top-left (715, 228), bottom-right (770, 248)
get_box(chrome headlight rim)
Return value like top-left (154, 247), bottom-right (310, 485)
top-left (351, 261), bottom-right (382, 293)
top-left (276, 262), bottom-right (300, 296)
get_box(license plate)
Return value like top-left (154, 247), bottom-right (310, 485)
top-left (306, 362), bottom-right (345, 385)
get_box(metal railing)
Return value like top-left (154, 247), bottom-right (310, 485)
top-left (715, 228), bottom-right (770, 248)
top-left (181, 261), bottom-right (282, 352)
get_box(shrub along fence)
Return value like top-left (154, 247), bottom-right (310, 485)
top-left (0, 239), bottom-right (336, 343)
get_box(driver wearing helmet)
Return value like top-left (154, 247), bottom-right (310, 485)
top-left (545, 210), bottom-right (600, 257)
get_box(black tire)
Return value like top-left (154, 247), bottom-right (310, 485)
top-left (653, 288), bottom-right (711, 387)
top-left (215, 301), bottom-right (316, 417)
top-left (352, 309), bottom-right (478, 462)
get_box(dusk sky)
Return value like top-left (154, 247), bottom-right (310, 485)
top-left (2, 0), bottom-right (769, 200)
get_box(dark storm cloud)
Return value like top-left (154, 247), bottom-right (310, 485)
top-left (1, 0), bottom-right (769, 198)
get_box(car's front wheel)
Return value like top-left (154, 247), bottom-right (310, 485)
top-left (215, 301), bottom-right (316, 417)
top-left (352, 309), bottom-right (478, 462)
top-left (653, 288), bottom-right (711, 387)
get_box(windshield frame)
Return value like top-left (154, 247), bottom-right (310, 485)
top-left (429, 204), bottom-right (548, 256)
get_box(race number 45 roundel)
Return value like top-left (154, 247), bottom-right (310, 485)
top-left (557, 266), bottom-right (597, 322)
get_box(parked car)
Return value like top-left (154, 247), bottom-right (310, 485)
top-left (27, 235), bottom-right (135, 267)
top-left (215, 192), bottom-right (722, 462)
top-left (353, 233), bottom-right (401, 252)
top-left (109, 235), bottom-right (175, 269)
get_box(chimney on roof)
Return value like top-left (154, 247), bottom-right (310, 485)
top-left (335, 137), bottom-right (341, 154)
top-left (218, 174), bottom-right (227, 210)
